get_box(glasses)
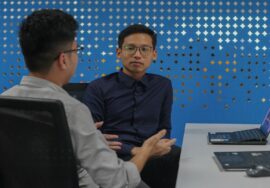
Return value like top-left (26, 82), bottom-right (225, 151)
top-left (122, 44), bottom-right (153, 57)
top-left (54, 45), bottom-right (84, 60)
top-left (63, 45), bottom-right (84, 54)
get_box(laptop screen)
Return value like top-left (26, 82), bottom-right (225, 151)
top-left (260, 109), bottom-right (270, 136)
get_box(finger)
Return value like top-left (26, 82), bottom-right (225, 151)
top-left (144, 130), bottom-right (167, 148)
top-left (109, 146), bottom-right (122, 150)
top-left (95, 121), bottom-right (104, 129)
top-left (161, 137), bottom-right (176, 143)
top-left (163, 138), bottom-right (176, 146)
top-left (157, 129), bottom-right (167, 138)
top-left (163, 147), bottom-right (171, 155)
top-left (108, 141), bottom-right (122, 146)
top-left (153, 130), bottom-right (167, 141)
top-left (159, 138), bottom-right (171, 143)
top-left (104, 134), bottom-right (119, 140)
top-left (168, 138), bottom-right (176, 146)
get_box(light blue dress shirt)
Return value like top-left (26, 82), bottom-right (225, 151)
top-left (1, 76), bottom-right (141, 188)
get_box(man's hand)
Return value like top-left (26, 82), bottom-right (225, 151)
top-left (95, 121), bottom-right (122, 151)
top-left (103, 134), bottom-right (122, 150)
top-left (130, 130), bottom-right (168, 172)
top-left (151, 138), bottom-right (176, 156)
top-left (131, 130), bottom-right (176, 157)
top-left (95, 121), bottom-right (104, 129)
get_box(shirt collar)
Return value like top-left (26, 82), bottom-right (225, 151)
top-left (20, 76), bottom-right (68, 94)
top-left (118, 69), bottom-right (149, 88)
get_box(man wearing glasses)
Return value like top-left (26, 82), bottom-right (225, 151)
top-left (2, 10), bottom-right (174, 188)
top-left (83, 24), bottom-right (181, 188)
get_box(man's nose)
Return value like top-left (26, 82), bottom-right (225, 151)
top-left (133, 48), bottom-right (142, 58)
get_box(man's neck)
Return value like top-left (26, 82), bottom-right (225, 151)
top-left (122, 69), bottom-right (145, 80)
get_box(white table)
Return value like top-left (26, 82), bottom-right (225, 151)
top-left (176, 123), bottom-right (270, 188)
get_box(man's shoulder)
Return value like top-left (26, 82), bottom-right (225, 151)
top-left (146, 73), bottom-right (171, 84)
top-left (1, 88), bottom-right (15, 96)
top-left (1, 86), bottom-right (88, 114)
top-left (89, 72), bottom-right (118, 85)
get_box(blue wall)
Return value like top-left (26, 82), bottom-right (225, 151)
top-left (0, 0), bottom-right (270, 145)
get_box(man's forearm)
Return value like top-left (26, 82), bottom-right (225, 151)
top-left (131, 146), bottom-right (141, 156)
top-left (130, 147), bottom-right (151, 172)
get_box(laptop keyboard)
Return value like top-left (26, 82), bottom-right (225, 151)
top-left (234, 129), bottom-right (264, 141)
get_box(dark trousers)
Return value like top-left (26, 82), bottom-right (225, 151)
top-left (141, 146), bottom-right (181, 188)
top-left (120, 146), bottom-right (181, 188)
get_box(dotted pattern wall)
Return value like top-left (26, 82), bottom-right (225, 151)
top-left (0, 0), bottom-right (269, 145)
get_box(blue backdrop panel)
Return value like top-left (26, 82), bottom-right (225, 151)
top-left (0, 0), bottom-right (269, 145)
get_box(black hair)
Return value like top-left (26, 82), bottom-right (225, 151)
top-left (118, 24), bottom-right (157, 49)
top-left (19, 9), bottom-right (78, 73)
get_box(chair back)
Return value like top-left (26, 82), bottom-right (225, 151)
top-left (0, 96), bottom-right (79, 188)
top-left (63, 83), bottom-right (88, 102)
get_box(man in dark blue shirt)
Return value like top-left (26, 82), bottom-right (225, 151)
top-left (83, 24), bottom-right (180, 188)
top-left (83, 71), bottom-right (173, 158)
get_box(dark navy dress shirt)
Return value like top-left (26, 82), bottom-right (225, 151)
top-left (83, 71), bottom-right (173, 158)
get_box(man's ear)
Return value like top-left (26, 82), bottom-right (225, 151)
top-left (57, 53), bottom-right (68, 70)
top-left (153, 49), bottom-right (157, 60)
top-left (116, 48), bottom-right (121, 58)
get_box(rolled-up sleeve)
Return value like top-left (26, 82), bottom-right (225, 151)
top-left (65, 102), bottom-right (141, 188)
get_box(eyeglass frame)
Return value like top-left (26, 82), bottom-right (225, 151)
top-left (121, 44), bottom-right (154, 57)
top-left (54, 45), bottom-right (84, 60)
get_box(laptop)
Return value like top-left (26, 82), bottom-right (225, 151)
top-left (214, 151), bottom-right (270, 171)
top-left (208, 109), bottom-right (270, 145)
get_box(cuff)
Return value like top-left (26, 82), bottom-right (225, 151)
top-left (117, 143), bottom-right (134, 160)
top-left (123, 161), bottom-right (141, 188)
